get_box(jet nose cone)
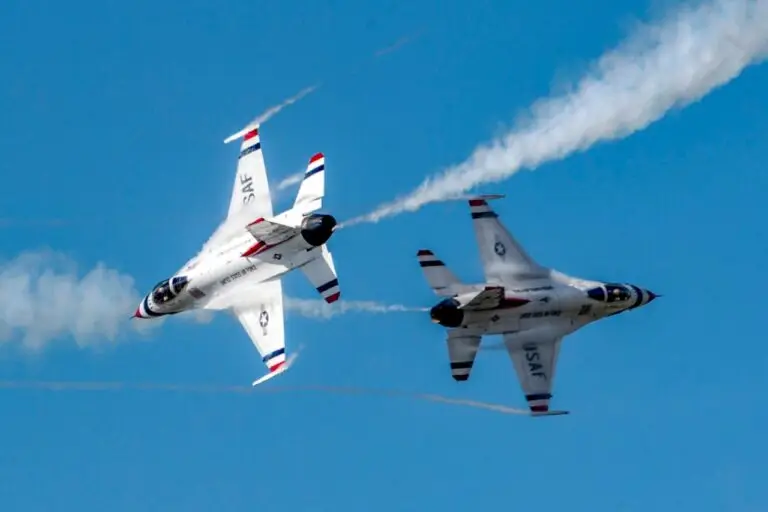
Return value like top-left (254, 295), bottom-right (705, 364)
top-left (645, 289), bottom-right (660, 304)
top-left (132, 305), bottom-right (145, 319)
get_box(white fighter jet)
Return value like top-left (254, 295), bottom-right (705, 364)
top-left (133, 125), bottom-right (340, 386)
top-left (417, 195), bottom-right (658, 416)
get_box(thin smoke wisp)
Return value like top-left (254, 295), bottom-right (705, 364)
top-left (0, 379), bottom-right (533, 415)
top-left (374, 30), bottom-right (425, 57)
top-left (343, 0), bottom-right (768, 226)
top-left (284, 298), bottom-right (428, 319)
top-left (250, 84), bottom-right (320, 127)
top-left (224, 30), bottom-right (423, 143)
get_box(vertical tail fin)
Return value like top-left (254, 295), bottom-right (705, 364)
top-left (293, 152), bottom-right (325, 215)
top-left (417, 250), bottom-right (462, 297)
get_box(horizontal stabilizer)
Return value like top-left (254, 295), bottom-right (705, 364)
top-left (299, 245), bottom-right (340, 303)
top-left (446, 332), bottom-right (481, 382)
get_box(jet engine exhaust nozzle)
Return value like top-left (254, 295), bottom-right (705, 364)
top-left (300, 213), bottom-right (337, 247)
top-left (429, 298), bottom-right (464, 328)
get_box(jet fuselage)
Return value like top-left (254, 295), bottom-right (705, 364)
top-left (429, 278), bottom-right (656, 346)
top-left (133, 213), bottom-right (337, 319)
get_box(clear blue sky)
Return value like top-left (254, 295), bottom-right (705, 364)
top-left (2, 0), bottom-right (767, 510)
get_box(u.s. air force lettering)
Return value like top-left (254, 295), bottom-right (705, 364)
top-left (240, 174), bottom-right (255, 204)
top-left (523, 343), bottom-right (547, 380)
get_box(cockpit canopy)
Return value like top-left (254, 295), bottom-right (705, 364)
top-left (151, 275), bottom-right (189, 305)
top-left (586, 283), bottom-right (632, 303)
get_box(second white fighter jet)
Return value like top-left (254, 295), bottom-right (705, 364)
top-left (417, 195), bottom-right (659, 415)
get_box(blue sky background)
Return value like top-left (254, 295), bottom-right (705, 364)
top-left (1, 0), bottom-right (767, 510)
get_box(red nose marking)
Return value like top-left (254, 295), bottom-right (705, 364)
top-left (133, 306), bottom-right (142, 318)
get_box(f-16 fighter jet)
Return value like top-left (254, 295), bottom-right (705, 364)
top-left (417, 195), bottom-right (658, 416)
top-left (133, 125), bottom-right (340, 386)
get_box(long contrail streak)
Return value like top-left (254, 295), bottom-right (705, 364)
top-left (0, 380), bottom-right (531, 415)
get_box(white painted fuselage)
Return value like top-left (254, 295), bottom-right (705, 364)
top-left (134, 216), bottom-right (334, 319)
top-left (434, 274), bottom-right (654, 346)
top-left (135, 206), bottom-right (336, 318)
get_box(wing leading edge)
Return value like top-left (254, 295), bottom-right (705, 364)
top-left (468, 197), bottom-right (549, 286)
top-left (231, 278), bottom-right (292, 385)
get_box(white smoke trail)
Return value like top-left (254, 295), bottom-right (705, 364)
top-left (0, 379), bottom-right (533, 415)
top-left (284, 298), bottom-right (428, 319)
top-left (343, 0), bottom-right (768, 226)
top-left (176, 297), bottom-right (425, 322)
top-left (0, 251), bottom-right (156, 349)
top-left (0, 252), bottom-right (422, 348)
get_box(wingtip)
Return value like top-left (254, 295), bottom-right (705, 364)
top-left (252, 362), bottom-right (289, 387)
top-left (244, 127), bottom-right (259, 141)
top-left (447, 193), bottom-right (506, 203)
top-left (251, 352), bottom-right (300, 386)
top-left (223, 123), bottom-right (261, 144)
top-left (309, 152), bottom-right (324, 164)
top-left (530, 410), bottom-right (570, 417)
